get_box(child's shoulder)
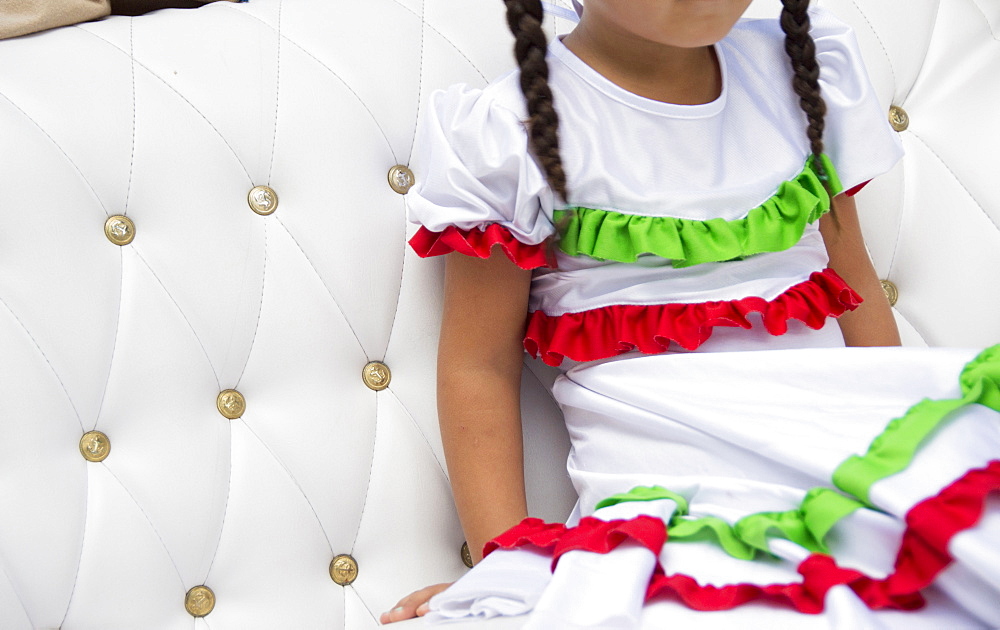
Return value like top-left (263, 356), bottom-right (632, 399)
top-left (724, 6), bottom-right (857, 59)
top-left (428, 71), bottom-right (528, 130)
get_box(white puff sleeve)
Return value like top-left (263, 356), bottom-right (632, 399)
top-left (406, 82), bottom-right (557, 269)
top-left (811, 7), bottom-right (904, 192)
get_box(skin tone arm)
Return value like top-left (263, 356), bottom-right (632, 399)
top-left (437, 251), bottom-right (533, 557)
top-left (820, 193), bottom-right (901, 346)
top-left (381, 250), bottom-right (533, 624)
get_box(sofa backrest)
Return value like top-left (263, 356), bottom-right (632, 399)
top-left (0, 1), bottom-right (996, 628)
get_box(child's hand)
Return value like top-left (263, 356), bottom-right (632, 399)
top-left (379, 582), bottom-right (452, 624)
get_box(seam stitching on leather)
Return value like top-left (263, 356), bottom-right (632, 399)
top-left (0, 295), bottom-right (84, 431)
top-left (0, 92), bottom-right (108, 217)
top-left (386, 388), bottom-right (450, 480)
top-left (387, 0), bottom-right (488, 83)
top-left (0, 547), bottom-right (37, 628)
top-left (236, 220), bottom-right (268, 389)
top-left (58, 466), bottom-right (88, 629)
top-left (218, 6), bottom-right (399, 164)
top-left (225, 5), bottom-right (397, 161)
top-left (124, 19), bottom-right (136, 214)
top-left (406, 0), bottom-right (427, 165)
top-left (273, 217), bottom-right (368, 355)
top-left (885, 160), bottom-right (906, 287)
top-left (132, 249), bottom-right (222, 387)
top-left (92, 247), bottom-right (126, 432)
top-left (278, 35), bottom-right (399, 163)
top-left (203, 420), bottom-right (234, 584)
top-left (967, 0), bottom-right (1000, 41)
top-left (74, 27), bottom-right (255, 185)
top-left (100, 464), bottom-right (189, 590)
top-left (909, 131), bottom-right (999, 232)
top-left (266, 0), bottom-right (284, 184)
top-left (348, 584), bottom-right (382, 626)
top-left (846, 0), bottom-right (897, 98)
top-left (350, 395), bottom-right (380, 554)
top-left (900, 1), bottom-right (942, 106)
top-left (241, 421), bottom-right (336, 553)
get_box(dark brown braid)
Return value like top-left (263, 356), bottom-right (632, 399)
top-left (779, 0), bottom-right (831, 191)
top-left (503, 0), bottom-right (569, 202)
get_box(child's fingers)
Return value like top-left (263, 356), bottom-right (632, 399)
top-left (380, 583), bottom-right (452, 624)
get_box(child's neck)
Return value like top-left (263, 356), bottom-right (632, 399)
top-left (562, 22), bottom-right (721, 106)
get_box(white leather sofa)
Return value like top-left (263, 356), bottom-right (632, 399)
top-left (0, 1), bottom-right (996, 628)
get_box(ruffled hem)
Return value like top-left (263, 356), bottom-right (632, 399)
top-left (646, 460), bottom-right (1000, 613)
top-left (645, 553), bottom-right (923, 613)
top-left (408, 224), bottom-right (552, 270)
top-left (483, 518), bottom-right (567, 558)
top-left (524, 268), bottom-right (862, 366)
top-left (555, 155), bottom-right (843, 268)
top-left (479, 460), bottom-right (999, 615)
top-left (552, 515), bottom-right (667, 566)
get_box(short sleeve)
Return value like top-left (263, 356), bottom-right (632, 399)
top-left (811, 7), bottom-right (904, 193)
top-left (406, 82), bottom-right (557, 269)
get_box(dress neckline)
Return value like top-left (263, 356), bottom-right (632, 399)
top-left (549, 36), bottom-right (728, 119)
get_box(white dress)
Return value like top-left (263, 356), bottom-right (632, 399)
top-left (406, 7), bottom-right (1000, 629)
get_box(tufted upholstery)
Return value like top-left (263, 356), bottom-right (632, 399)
top-left (0, 1), bottom-right (996, 628)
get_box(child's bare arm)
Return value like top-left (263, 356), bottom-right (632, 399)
top-left (382, 250), bottom-right (532, 625)
top-left (438, 251), bottom-right (534, 560)
top-left (820, 194), bottom-right (901, 347)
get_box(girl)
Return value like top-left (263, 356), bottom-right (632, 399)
top-left (383, 0), bottom-right (1000, 626)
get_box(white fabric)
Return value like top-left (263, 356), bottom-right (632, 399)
top-left (406, 7), bottom-right (904, 319)
top-left (524, 500), bottom-right (677, 630)
top-left (558, 347), bottom-right (977, 511)
top-left (530, 227), bottom-right (830, 315)
top-left (552, 347), bottom-right (999, 627)
top-left (524, 544), bottom-right (654, 630)
top-left (426, 549), bottom-right (553, 622)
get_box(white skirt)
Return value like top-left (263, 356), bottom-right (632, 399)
top-left (428, 346), bottom-right (1000, 629)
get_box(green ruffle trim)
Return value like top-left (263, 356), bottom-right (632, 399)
top-left (593, 344), bottom-right (1000, 561)
top-left (595, 485), bottom-right (690, 513)
top-left (667, 488), bottom-right (864, 560)
top-left (555, 154), bottom-right (842, 268)
top-left (834, 344), bottom-right (1000, 504)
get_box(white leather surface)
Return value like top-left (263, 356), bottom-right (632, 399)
top-left (0, 0), bottom-right (996, 628)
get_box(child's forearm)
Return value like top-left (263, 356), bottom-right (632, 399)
top-left (438, 366), bottom-right (528, 562)
top-left (437, 252), bottom-right (534, 562)
top-left (820, 194), bottom-right (901, 347)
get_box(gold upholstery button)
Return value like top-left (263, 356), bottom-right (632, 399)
top-left (387, 165), bottom-right (415, 194)
top-left (79, 431), bottom-right (110, 462)
top-left (362, 361), bottom-right (391, 391)
top-left (248, 185), bottom-right (278, 215)
top-left (185, 585), bottom-right (215, 617)
top-left (330, 554), bottom-right (359, 586)
top-left (881, 279), bottom-right (899, 307)
top-left (104, 215), bottom-right (135, 246)
top-left (461, 541), bottom-right (474, 568)
top-left (888, 105), bottom-right (909, 132)
top-left (217, 389), bottom-right (246, 419)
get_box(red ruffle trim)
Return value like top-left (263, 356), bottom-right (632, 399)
top-left (645, 552), bottom-right (922, 613)
top-left (409, 224), bottom-right (552, 270)
top-left (480, 461), bottom-right (1000, 614)
top-left (552, 515), bottom-right (667, 568)
top-left (645, 460), bottom-right (1000, 613)
top-left (524, 268), bottom-right (862, 366)
top-left (482, 518), bottom-right (568, 558)
top-left (845, 181), bottom-right (870, 197)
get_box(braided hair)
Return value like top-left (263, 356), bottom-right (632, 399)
top-left (502, 0), bottom-right (831, 201)
top-left (779, 0), bottom-right (831, 189)
top-left (503, 0), bottom-right (568, 202)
